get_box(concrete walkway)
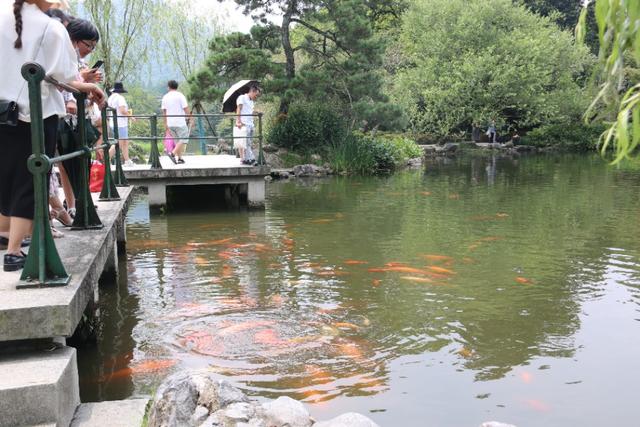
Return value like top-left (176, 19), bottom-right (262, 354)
top-left (0, 187), bottom-right (133, 341)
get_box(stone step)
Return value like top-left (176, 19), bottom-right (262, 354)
top-left (0, 346), bottom-right (79, 427)
top-left (71, 399), bottom-right (149, 427)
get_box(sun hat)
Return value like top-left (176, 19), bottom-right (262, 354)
top-left (112, 82), bottom-right (128, 94)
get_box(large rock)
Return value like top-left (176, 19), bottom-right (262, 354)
top-left (314, 413), bottom-right (380, 427)
top-left (293, 164), bottom-right (325, 177)
top-left (262, 396), bottom-right (312, 427)
top-left (148, 373), bottom-right (248, 427)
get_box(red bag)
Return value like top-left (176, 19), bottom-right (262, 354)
top-left (163, 130), bottom-right (175, 154)
top-left (89, 160), bottom-right (105, 193)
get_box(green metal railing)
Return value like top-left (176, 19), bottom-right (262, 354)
top-left (18, 62), bottom-right (124, 288)
top-left (106, 111), bottom-right (266, 168)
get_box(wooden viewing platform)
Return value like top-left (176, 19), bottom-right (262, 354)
top-left (122, 154), bottom-right (271, 209)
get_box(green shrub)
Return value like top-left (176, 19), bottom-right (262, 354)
top-left (267, 103), bottom-right (347, 153)
top-left (522, 122), bottom-right (607, 149)
top-left (327, 133), bottom-right (420, 174)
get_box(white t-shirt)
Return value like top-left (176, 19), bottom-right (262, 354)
top-left (161, 90), bottom-right (188, 127)
top-left (236, 94), bottom-right (254, 127)
top-left (0, 3), bottom-right (78, 122)
top-left (107, 93), bottom-right (128, 128)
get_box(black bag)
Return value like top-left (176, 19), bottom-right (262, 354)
top-left (0, 100), bottom-right (19, 126)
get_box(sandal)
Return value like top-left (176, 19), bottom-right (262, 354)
top-left (50, 208), bottom-right (73, 227)
top-left (51, 227), bottom-right (64, 238)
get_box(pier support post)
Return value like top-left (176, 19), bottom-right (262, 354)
top-left (103, 240), bottom-right (119, 281)
top-left (148, 183), bottom-right (167, 209)
top-left (247, 178), bottom-right (265, 208)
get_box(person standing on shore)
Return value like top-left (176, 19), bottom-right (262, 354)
top-left (107, 82), bottom-right (133, 166)
top-left (486, 119), bottom-right (497, 143)
top-left (235, 84), bottom-right (260, 165)
top-left (161, 80), bottom-right (191, 164)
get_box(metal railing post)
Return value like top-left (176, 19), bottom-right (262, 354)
top-left (148, 114), bottom-right (161, 169)
top-left (257, 113), bottom-right (265, 165)
top-left (70, 92), bottom-right (102, 230)
top-left (111, 108), bottom-right (128, 186)
top-left (99, 107), bottom-right (120, 201)
top-left (197, 116), bottom-right (206, 155)
top-left (18, 62), bottom-right (69, 288)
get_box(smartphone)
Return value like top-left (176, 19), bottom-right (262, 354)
top-left (91, 60), bottom-right (104, 70)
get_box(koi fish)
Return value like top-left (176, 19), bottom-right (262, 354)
top-left (205, 238), bottom-right (234, 245)
top-left (495, 213), bottom-right (509, 218)
top-left (515, 277), bottom-right (533, 284)
top-left (524, 398), bottom-right (550, 412)
top-left (218, 320), bottom-right (276, 337)
top-left (371, 279), bottom-right (382, 287)
top-left (105, 359), bottom-right (177, 380)
top-left (385, 262), bottom-right (409, 267)
top-left (519, 371), bottom-right (533, 383)
top-left (428, 266), bottom-right (456, 275)
top-left (332, 322), bottom-right (360, 331)
top-left (458, 347), bottom-right (474, 358)
top-left (221, 264), bottom-right (233, 277)
top-left (195, 256), bottom-right (209, 265)
top-left (385, 266), bottom-right (430, 274)
top-left (468, 244), bottom-right (479, 251)
top-left (282, 238), bottom-right (295, 249)
top-left (448, 193), bottom-right (460, 199)
top-left (368, 268), bottom-right (388, 273)
top-left (217, 251), bottom-right (234, 260)
top-left (420, 191), bottom-right (432, 196)
top-left (254, 328), bottom-right (285, 346)
top-left (400, 276), bottom-right (434, 284)
top-left (344, 260), bottom-right (368, 265)
top-left (335, 213), bottom-right (345, 219)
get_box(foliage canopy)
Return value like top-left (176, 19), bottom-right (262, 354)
top-left (393, 0), bottom-right (593, 137)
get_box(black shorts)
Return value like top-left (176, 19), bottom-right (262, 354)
top-left (0, 115), bottom-right (58, 220)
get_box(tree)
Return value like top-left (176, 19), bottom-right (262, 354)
top-left (577, 0), bottom-right (640, 163)
top-left (77, 0), bottom-right (161, 88)
top-left (188, 25), bottom-right (283, 105)
top-left (190, 0), bottom-right (402, 130)
top-left (393, 0), bottom-right (593, 137)
top-left (154, 0), bottom-right (227, 81)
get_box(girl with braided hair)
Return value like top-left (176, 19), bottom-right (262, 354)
top-left (0, 0), bottom-right (106, 271)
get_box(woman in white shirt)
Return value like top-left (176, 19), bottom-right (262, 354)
top-left (0, 0), bottom-right (105, 272)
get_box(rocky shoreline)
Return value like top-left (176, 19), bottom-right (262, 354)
top-left (147, 372), bottom-right (380, 427)
top-left (146, 371), bottom-right (519, 427)
top-left (264, 141), bottom-right (547, 180)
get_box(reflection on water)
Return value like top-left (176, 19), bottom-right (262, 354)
top-left (76, 154), bottom-right (640, 426)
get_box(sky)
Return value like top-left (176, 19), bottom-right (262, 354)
top-left (182, 0), bottom-right (281, 33)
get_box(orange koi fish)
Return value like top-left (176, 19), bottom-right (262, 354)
top-left (385, 266), bottom-right (429, 274)
top-left (205, 238), bottom-right (234, 245)
top-left (371, 279), bottom-right (382, 287)
top-left (385, 262), bottom-right (409, 267)
top-left (458, 347), bottom-right (474, 358)
top-left (221, 264), bottom-right (233, 277)
top-left (194, 256), bottom-right (209, 265)
top-left (344, 260), bottom-right (368, 265)
top-left (311, 219), bottom-right (334, 224)
top-left (519, 371), bottom-right (533, 383)
top-left (332, 322), bottom-right (360, 331)
top-left (368, 268), bottom-right (388, 273)
top-left (524, 398), bottom-right (550, 412)
top-left (254, 328), bottom-right (285, 346)
top-left (428, 266), bottom-right (456, 275)
top-left (515, 277), bottom-right (533, 284)
top-left (105, 359), bottom-right (176, 380)
top-left (495, 213), bottom-right (509, 218)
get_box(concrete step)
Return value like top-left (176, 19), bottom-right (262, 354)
top-left (71, 399), bottom-right (149, 427)
top-left (0, 346), bottom-right (79, 427)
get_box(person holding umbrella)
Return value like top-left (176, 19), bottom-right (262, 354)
top-left (222, 80), bottom-right (260, 165)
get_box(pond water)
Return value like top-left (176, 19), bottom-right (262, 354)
top-left (76, 153), bottom-right (640, 426)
